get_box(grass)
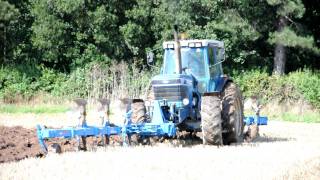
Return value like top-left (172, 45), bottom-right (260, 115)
top-left (0, 104), bottom-right (69, 114)
top-left (279, 112), bottom-right (320, 123)
top-left (245, 111), bottom-right (320, 123)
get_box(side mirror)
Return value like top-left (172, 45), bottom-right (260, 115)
top-left (147, 52), bottom-right (154, 65)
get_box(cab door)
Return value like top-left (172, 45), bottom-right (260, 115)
top-left (208, 45), bottom-right (224, 92)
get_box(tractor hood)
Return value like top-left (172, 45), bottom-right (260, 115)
top-left (151, 74), bottom-right (197, 102)
top-left (151, 74), bottom-right (195, 86)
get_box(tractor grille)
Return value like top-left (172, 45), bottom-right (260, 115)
top-left (153, 85), bottom-right (188, 101)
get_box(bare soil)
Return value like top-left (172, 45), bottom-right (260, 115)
top-left (0, 126), bottom-right (122, 163)
top-left (0, 124), bottom-right (208, 163)
top-left (0, 126), bottom-right (43, 163)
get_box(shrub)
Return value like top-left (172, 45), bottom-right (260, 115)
top-left (53, 61), bottom-right (159, 101)
top-left (287, 69), bottom-right (320, 109)
top-left (232, 68), bottom-right (320, 109)
top-left (0, 67), bottom-right (33, 103)
top-left (0, 65), bottom-right (66, 103)
top-left (1, 63), bottom-right (318, 111)
top-left (232, 69), bottom-right (270, 99)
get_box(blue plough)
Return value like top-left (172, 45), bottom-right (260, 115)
top-left (36, 99), bottom-right (268, 153)
top-left (36, 101), bottom-right (177, 153)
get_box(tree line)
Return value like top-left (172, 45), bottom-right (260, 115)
top-left (0, 0), bottom-right (319, 75)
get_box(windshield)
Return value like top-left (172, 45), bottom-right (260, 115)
top-left (163, 47), bottom-right (207, 78)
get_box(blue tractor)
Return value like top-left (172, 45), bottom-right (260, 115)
top-left (143, 27), bottom-right (244, 145)
top-left (36, 27), bottom-right (245, 151)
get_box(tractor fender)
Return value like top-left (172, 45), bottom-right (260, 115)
top-left (216, 75), bottom-right (232, 92)
top-left (203, 75), bottom-right (232, 96)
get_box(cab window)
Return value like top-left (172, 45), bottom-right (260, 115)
top-left (208, 47), bottom-right (221, 78)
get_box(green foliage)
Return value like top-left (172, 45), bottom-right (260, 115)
top-left (233, 69), bottom-right (320, 109)
top-left (0, 67), bottom-right (33, 102)
top-left (269, 27), bottom-right (319, 53)
top-left (48, 61), bottom-right (158, 101)
top-left (233, 69), bottom-right (271, 100)
top-left (121, 21), bottom-right (146, 55)
top-left (280, 112), bottom-right (320, 123)
top-left (0, 104), bottom-right (68, 114)
top-left (267, 0), bottom-right (305, 17)
top-left (0, 65), bottom-right (67, 102)
top-left (0, 0), bottom-right (319, 117)
top-left (0, 1), bottom-right (19, 23)
top-left (1, 0), bottom-right (319, 72)
top-left (287, 69), bottom-right (320, 109)
top-left (30, 0), bottom-right (127, 70)
top-left (35, 67), bottom-right (67, 93)
top-left (74, 44), bottom-right (111, 66)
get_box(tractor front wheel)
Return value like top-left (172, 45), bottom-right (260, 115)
top-left (221, 82), bottom-right (244, 144)
top-left (201, 96), bottom-right (223, 145)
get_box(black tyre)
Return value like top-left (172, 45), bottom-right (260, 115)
top-left (131, 99), bottom-right (146, 124)
top-left (201, 96), bottom-right (223, 145)
top-left (221, 82), bottom-right (244, 144)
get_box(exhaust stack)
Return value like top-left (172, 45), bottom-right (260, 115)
top-left (173, 25), bottom-right (182, 74)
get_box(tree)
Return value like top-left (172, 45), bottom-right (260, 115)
top-left (1, 0), bottom-right (319, 75)
top-left (120, 0), bottom-right (260, 71)
top-left (0, 0), bottom-right (19, 63)
top-left (30, 0), bottom-right (134, 71)
top-left (266, 0), bottom-right (318, 75)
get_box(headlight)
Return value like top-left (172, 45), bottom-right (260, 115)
top-left (182, 98), bottom-right (189, 105)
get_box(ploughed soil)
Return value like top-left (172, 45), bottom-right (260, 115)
top-left (0, 125), bottom-right (204, 163)
top-left (0, 126), bottom-right (43, 163)
top-left (0, 126), bottom-right (122, 163)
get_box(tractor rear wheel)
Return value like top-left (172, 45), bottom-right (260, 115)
top-left (221, 82), bottom-right (244, 144)
top-left (131, 99), bottom-right (146, 124)
top-left (201, 96), bottom-right (223, 145)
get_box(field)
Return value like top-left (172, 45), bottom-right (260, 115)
top-left (0, 112), bottom-right (320, 180)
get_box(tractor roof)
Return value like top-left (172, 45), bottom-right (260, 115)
top-left (163, 39), bottom-right (224, 49)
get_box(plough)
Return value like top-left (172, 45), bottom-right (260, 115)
top-left (36, 98), bottom-right (267, 153)
top-left (36, 99), bottom-right (177, 153)
top-left (37, 122), bottom-right (177, 152)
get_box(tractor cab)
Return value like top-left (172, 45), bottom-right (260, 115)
top-left (161, 40), bottom-right (225, 93)
top-left (150, 40), bottom-right (226, 129)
